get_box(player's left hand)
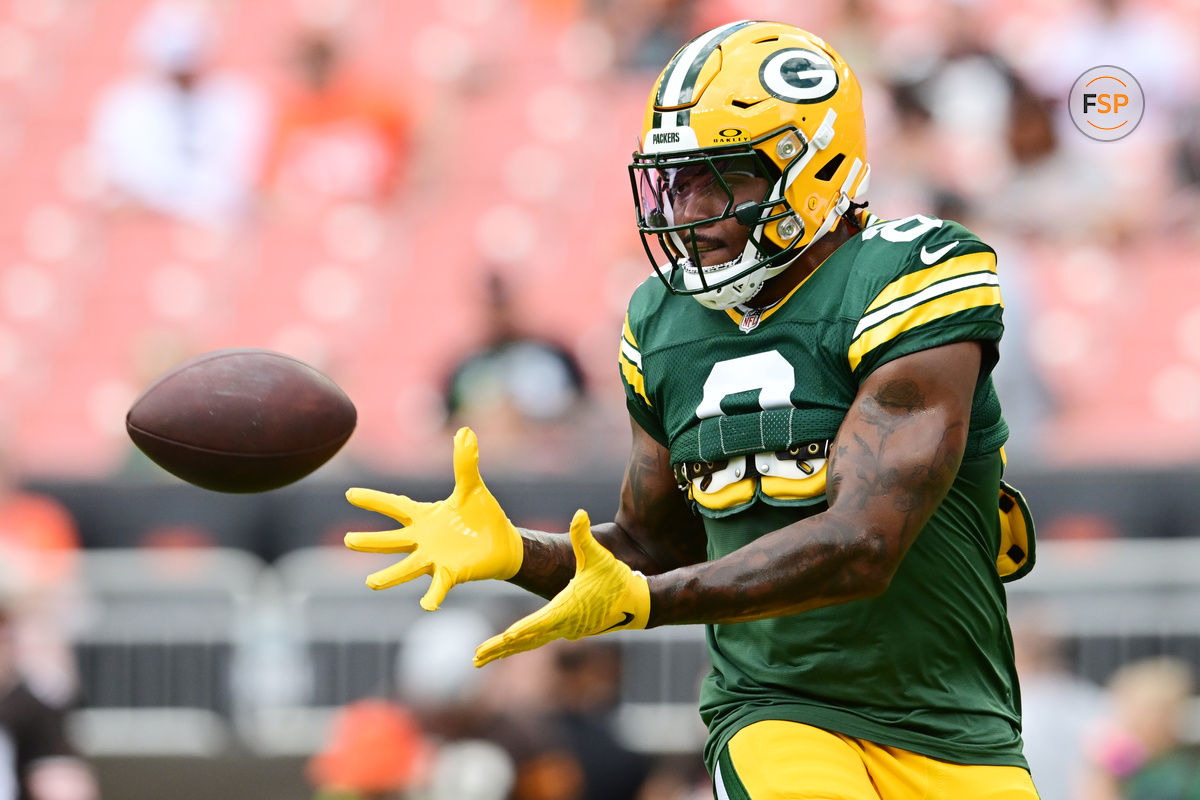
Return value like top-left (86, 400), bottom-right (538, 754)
top-left (473, 509), bottom-right (650, 667)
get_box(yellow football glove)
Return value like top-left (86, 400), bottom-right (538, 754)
top-left (343, 427), bottom-right (523, 611)
top-left (473, 509), bottom-right (650, 668)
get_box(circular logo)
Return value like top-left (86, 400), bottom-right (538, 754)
top-left (759, 48), bottom-right (838, 104)
top-left (1068, 66), bottom-right (1144, 141)
top-left (717, 127), bottom-right (744, 138)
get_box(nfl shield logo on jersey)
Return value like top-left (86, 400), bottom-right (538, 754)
top-left (739, 308), bottom-right (763, 332)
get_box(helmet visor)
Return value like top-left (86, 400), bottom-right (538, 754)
top-left (629, 145), bottom-right (796, 296)
top-left (634, 152), bottom-right (769, 228)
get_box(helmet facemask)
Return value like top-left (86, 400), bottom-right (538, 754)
top-left (630, 129), bottom-right (809, 310)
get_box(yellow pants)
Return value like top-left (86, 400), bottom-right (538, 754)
top-left (715, 720), bottom-right (1040, 799)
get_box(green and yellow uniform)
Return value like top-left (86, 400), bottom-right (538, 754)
top-left (618, 213), bottom-right (1034, 773)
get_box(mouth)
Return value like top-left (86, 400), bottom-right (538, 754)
top-left (689, 236), bottom-right (734, 265)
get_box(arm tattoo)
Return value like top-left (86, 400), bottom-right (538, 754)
top-left (627, 446), bottom-right (665, 515)
top-left (874, 378), bottom-right (925, 412)
top-left (509, 527), bottom-right (577, 599)
top-left (509, 447), bottom-right (658, 598)
top-left (620, 444), bottom-right (707, 571)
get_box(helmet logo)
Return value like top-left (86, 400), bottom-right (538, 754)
top-left (714, 126), bottom-right (749, 144)
top-left (759, 48), bottom-right (838, 104)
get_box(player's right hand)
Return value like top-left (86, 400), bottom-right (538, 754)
top-left (344, 427), bottom-right (524, 611)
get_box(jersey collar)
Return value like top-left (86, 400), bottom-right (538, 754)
top-left (723, 256), bottom-right (819, 331)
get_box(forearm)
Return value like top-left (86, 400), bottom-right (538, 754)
top-left (510, 521), bottom-right (669, 599)
top-left (645, 508), bottom-right (892, 626)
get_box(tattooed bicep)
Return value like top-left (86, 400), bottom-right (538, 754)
top-left (827, 343), bottom-right (981, 525)
top-left (872, 377), bottom-right (927, 413)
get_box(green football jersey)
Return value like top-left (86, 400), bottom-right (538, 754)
top-left (617, 214), bottom-right (1029, 770)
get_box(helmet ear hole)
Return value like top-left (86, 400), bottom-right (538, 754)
top-left (814, 153), bottom-right (845, 181)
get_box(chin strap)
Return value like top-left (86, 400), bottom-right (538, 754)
top-left (775, 156), bottom-right (868, 268)
top-left (765, 192), bottom-right (849, 275)
top-left (763, 153), bottom-right (868, 278)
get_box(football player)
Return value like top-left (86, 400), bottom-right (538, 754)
top-left (346, 20), bottom-right (1040, 799)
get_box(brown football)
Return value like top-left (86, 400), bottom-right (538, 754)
top-left (126, 348), bottom-right (357, 493)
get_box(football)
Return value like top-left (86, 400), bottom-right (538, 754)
top-left (126, 348), bottom-right (357, 493)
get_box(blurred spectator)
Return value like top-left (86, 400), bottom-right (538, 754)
top-left (396, 609), bottom-right (575, 800)
top-left (261, 27), bottom-right (413, 210)
top-left (0, 568), bottom-right (98, 800)
top-left (1081, 657), bottom-right (1200, 800)
top-left (0, 452), bottom-right (86, 708)
top-left (1024, 0), bottom-right (1196, 125)
top-left (635, 758), bottom-right (711, 800)
top-left (591, 0), bottom-right (696, 73)
top-left (1173, 103), bottom-right (1200, 233)
top-left (1019, 0), bottom-right (1194, 240)
top-left (394, 611), bottom-right (699, 799)
top-left (307, 698), bottom-right (430, 800)
top-left (1177, 103), bottom-right (1200, 186)
top-left (873, 80), bottom-right (939, 215)
top-left (490, 711), bottom-right (586, 800)
top-left (883, 3), bottom-right (1020, 209)
top-left (425, 739), bottom-right (516, 800)
top-left (396, 608), bottom-right (502, 742)
top-left (976, 76), bottom-right (1114, 240)
top-left (548, 642), bottom-right (651, 800)
top-left (443, 272), bottom-right (589, 466)
top-left (1012, 612), bottom-right (1108, 800)
top-left (88, 0), bottom-right (267, 230)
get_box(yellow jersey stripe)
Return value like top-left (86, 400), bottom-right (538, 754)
top-left (848, 285), bottom-right (1003, 371)
top-left (855, 271), bottom-right (999, 339)
top-left (620, 314), bottom-right (649, 403)
top-left (619, 352), bottom-right (650, 406)
top-left (864, 251), bottom-right (996, 316)
top-left (622, 315), bottom-right (638, 348)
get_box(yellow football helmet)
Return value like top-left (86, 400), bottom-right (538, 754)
top-left (630, 20), bottom-right (870, 310)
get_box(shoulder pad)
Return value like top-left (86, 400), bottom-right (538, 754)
top-left (848, 214), bottom-right (1002, 374)
top-left (858, 214), bottom-right (991, 274)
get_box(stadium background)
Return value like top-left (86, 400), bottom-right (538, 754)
top-left (1, 0), bottom-right (1199, 797)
